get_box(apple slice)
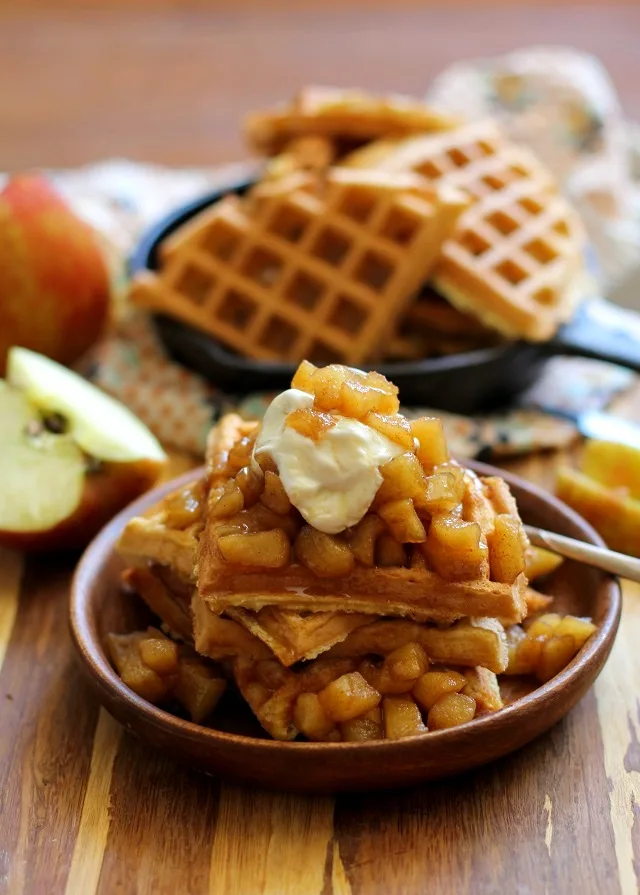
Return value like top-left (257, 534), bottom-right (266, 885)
top-left (0, 348), bottom-right (167, 551)
top-left (7, 347), bottom-right (165, 463)
top-left (0, 382), bottom-right (85, 533)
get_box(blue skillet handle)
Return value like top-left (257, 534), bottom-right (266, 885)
top-left (548, 300), bottom-right (640, 372)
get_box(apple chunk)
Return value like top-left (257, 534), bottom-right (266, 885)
top-left (0, 349), bottom-right (167, 551)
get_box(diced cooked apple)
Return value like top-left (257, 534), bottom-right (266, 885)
top-left (341, 717), bottom-right (383, 741)
top-left (210, 481), bottom-right (244, 520)
top-left (488, 514), bottom-right (526, 584)
top-left (349, 513), bottom-right (385, 566)
top-left (375, 534), bottom-right (407, 567)
top-left (525, 546), bottom-right (564, 581)
top-left (424, 514), bottom-right (488, 580)
top-left (376, 453), bottom-right (428, 504)
top-left (364, 412), bottom-right (414, 450)
top-left (554, 615), bottom-right (596, 648)
top-left (413, 669), bottom-right (466, 711)
top-left (235, 464), bottom-right (264, 507)
top-left (174, 658), bottom-right (227, 723)
top-left (360, 658), bottom-right (416, 694)
top-left (378, 498), bottom-right (426, 543)
top-left (238, 502), bottom-right (302, 540)
top-left (427, 692), bottom-right (476, 730)
top-left (285, 407), bottom-right (336, 440)
top-left (422, 469), bottom-right (465, 513)
top-left (317, 671), bottom-right (381, 722)
top-left (386, 642), bottom-right (429, 682)
top-left (139, 637), bottom-right (179, 676)
top-left (410, 417), bottom-right (449, 472)
top-left (162, 479), bottom-right (205, 530)
top-left (311, 365), bottom-right (348, 412)
top-left (260, 470), bottom-right (292, 515)
top-left (291, 359), bottom-right (318, 393)
top-left (383, 695), bottom-right (428, 739)
top-left (536, 634), bottom-right (578, 683)
top-left (218, 528), bottom-right (291, 567)
top-left (295, 525), bottom-right (355, 577)
top-left (525, 613), bottom-right (561, 639)
top-left (293, 692), bottom-right (338, 740)
top-left (107, 630), bottom-right (173, 703)
top-left (227, 434), bottom-right (256, 473)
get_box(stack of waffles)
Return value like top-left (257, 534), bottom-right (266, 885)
top-left (129, 87), bottom-right (586, 361)
top-left (343, 119), bottom-right (586, 341)
top-left (114, 362), bottom-right (563, 742)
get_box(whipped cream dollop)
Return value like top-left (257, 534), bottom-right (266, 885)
top-left (253, 388), bottom-right (403, 534)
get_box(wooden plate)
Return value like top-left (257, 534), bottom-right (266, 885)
top-left (70, 462), bottom-right (621, 793)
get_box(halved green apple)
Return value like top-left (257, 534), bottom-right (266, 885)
top-left (0, 347), bottom-right (167, 551)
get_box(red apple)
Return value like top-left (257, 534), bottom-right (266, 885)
top-left (0, 348), bottom-right (167, 552)
top-left (0, 174), bottom-right (110, 375)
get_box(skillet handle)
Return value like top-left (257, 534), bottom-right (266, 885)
top-left (548, 300), bottom-right (640, 372)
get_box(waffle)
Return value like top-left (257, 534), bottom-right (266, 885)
top-left (226, 606), bottom-right (374, 666)
top-left (122, 566), bottom-right (193, 642)
top-left (244, 86), bottom-right (459, 157)
top-left (403, 289), bottom-right (493, 339)
top-left (117, 478), bottom-right (205, 583)
top-left (391, 289), bottom-right (498, 361)
top-left (198, 408), bottom-right (529, 626)
top-left (345, 120), bottom-right (586, 341)
top-left (263, 135), bottom-right (336, 181)
top-left (116, 458), bottom-right (372, 665)
top-left (130, 169), bottom-right (467, 367)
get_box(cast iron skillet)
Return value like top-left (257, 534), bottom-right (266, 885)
top-left (129, 174), bottom-right (640, 413)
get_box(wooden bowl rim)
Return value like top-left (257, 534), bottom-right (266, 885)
top-left (70, 462), bottom-right (621, 756)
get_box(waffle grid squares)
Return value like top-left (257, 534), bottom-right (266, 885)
top-left (365, 120), bottom-right (585, 339)
top-left (132, 171), bottom-right (464, 365)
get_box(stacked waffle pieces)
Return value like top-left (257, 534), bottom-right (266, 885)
top-left (129, 87), bottom-right (586, 358)
top-left (113, 362), bottom-right (572, 742)
top-left (130, 168), bottom-right (467, 366)
top-left (243, 86), bottom-right (460, 157)
top-left (344, 119), bottom-right (586, 341)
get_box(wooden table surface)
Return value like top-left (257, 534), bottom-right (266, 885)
top-left (3, 3), bottom-right (640, 893)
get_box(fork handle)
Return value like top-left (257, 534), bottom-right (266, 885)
top-left (525, 525), bottom-right (640, 582)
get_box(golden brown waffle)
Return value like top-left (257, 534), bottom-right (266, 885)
top-left (198, 412), bottom-right (528, 626)
top-left (117, 479), bottom-right (204, 583)
top-left (226, 606), bottom-right (374, 667)
top-left (263, 136), bottom-right (336, 181)
top-left (122, 566), bottom-right (193, 642)
top-left (129, 169), bottom-right (467, 367)
top-left (116, 457), bottom-right (372, 665)
top-left (345, 120), bottom-right (586, 341)
top-left (403, 289), bottom-right (492, 339)
top-left (244, 86), bottom-right (459, 156)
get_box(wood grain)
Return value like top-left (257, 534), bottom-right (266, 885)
top-left (1, 4), bottom-right (640, 171)
top-left (210, 788), bottom-right (334, 894)
top-left (64, 711), bottom-right (122, 895)
top-left (593, 581), bottom-right (640, 895)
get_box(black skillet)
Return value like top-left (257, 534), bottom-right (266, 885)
top-left (129, 174), bottom-right (640, 414)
